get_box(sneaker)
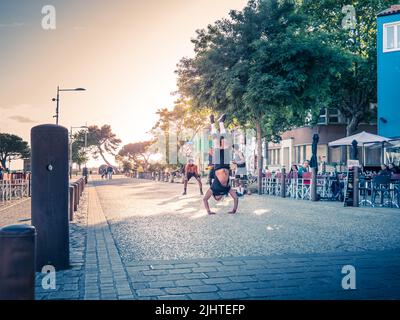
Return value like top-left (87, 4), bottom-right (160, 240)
top-left (217, 114), bottom-right (227, 123)
top-left (210, 114), bottom-right (215, 124)
top-left (182, 191), bottom-right (187, 195)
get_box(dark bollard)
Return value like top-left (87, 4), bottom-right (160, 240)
top-left (0, 225), bottom-right (36, 300)
top-left (75, 181), bottom-right (80, 202)
top-left (77, 181), bottom-right (81, 202)
top-left (31, 124), bottom-right (69, 271)
top-left (311, 167), bottom-right (318, 201)
top-left (353, 166), bottom-right (360, 207)
top-left (78, 179), bottom-right (83, 197)
top-left (73, 183), bottom-right (79, 210)
top-left (72, 184), bottom-right (78, 212)
top-left (281, 168), bottom-right (286, 198)
top-left (69, 185), bottom-right (75, 221)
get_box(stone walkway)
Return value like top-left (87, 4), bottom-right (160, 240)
top-left (123, 250), bottom-right (400, 300)
top-left (83, 187), bottom-right (134, 300)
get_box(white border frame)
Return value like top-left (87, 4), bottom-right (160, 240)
top-left (383, 21), bottom-right (400, 53)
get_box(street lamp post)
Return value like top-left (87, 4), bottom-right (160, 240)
top-left (52, 87), bottom-right (86, 125)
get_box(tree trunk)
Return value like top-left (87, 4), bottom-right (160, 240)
top-left (255, 119), bottom-right (263, 195)
top-left (346, 111), bottom-right (364, 136)
top-left (98, 147), bottom-right (112, 166)
top-left (0, 158), bottom-right (6, 169)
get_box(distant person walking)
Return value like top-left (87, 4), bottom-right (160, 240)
top-left (100, 168), bottom-right (106, 179)
top-left (107, 165), bottom-right (114, 179)
top-left (0, 165), bottom-right (3, 180)
top-left (82, 167), bottom-right (89, 183)
top-left (182, 159), bottom-right (203, 195)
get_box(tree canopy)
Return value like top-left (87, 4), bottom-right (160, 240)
top-left (75, 125), bottom-right (121, 166)
top-left (300, 0), bottom-right (398, 135)
top-left (0, 133), bottom-right (30, 169)
top-left (118, 141), bottom-right (153, 169)
top-left (176, 0), bottom-right (348, 192)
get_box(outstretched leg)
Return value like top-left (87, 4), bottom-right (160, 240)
top-left (183, 176), bottom-right (188, 195)
top-left (196, 176), bottom-right (203, 195)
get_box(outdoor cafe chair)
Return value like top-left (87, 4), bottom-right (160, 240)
top-left (274, 173), bottom-right (282, 196)
top-left (286, 172), bottom-right (298, 199)
top-left (0, 180), bottom-right (11, 202)
top-left (359, 176), bottom-right (373, 207)
top-left (371, 175), bottom-right (397, 208)
top-left (298, 172), bottom-right (312, 200)
top-left (264, 172), bottom-right (273, 195)
top-left (391, 174), bottom-right (400, 208)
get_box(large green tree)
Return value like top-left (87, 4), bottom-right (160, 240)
top-left (71, 140), bottom-right (89, 170)
top-left (176, 0), bottom-right (346, 193)
top-left (76, 125), bottom-right (121, 166)
top-left (0, 133), bottom-right (30, 169)
top-left (300, 0), bottom-right (398, 135)
top-left (118, 141), bottom-right (153, 169)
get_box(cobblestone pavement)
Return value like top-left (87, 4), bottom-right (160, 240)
top-left (35, 191), bottom-right (88, 300)
top-left (89, 177), bottom-right (399, 300)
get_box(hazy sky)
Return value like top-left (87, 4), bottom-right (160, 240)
top-left (0, 0), bottom-right (247, 165)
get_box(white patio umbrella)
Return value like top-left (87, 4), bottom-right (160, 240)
top-left (328, 131), bottom-right (390, 147)
top-left (328, 131), bottom-right (390, 165)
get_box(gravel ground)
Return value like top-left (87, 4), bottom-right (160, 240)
top-left (94, 178), bottom-right (400, 264)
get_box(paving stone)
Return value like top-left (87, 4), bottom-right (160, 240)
top-left (158, 295), bottom-right (190, 300)
top-left (149, 281), bottom-right (175, 288)
top-left (218, 290), bottom-right (249, 300)
top-left (203, 277), bottom-right (232, 285)
top-left (188, 292), bottom-right (220, 300)
top-left (217, 282), bottom-right (248, 291)
top-left (183, 273), bottom-right (208, 280)
top-left (175, 279), bottom-right (204, 287)
top-left (229, 276), bottom-right (257, 283)
top-left (192, 267), bottom-right (218, 273)
top-left (165, 287), bottom-right (192, 295)
top-left (169, 268), bottom-right (193, 274)
top-left (189, 285), bottom-right (219, 293)
top-left (137, 288), bottom-right (166, 297)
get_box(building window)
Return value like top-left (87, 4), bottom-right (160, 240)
top-left (384, 22), bottom-right (400, 52)
top-left (317, 108), bottom-right (327, 125)
top-left (328, 108), bottom-right (340, 123)
top-left (329, 147), bottom-right (341, 164)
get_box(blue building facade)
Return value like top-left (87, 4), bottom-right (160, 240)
top-left (377, 6), bottom-right (400, 139)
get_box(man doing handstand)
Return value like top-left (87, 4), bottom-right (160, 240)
top-left (203, 114), bottom-right (238, 215)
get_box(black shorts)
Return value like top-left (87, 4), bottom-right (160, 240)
top-left (186, 173), bottom-right (199, 181)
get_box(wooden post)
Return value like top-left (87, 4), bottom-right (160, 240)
top-left (281, 168), bottom-right (286, 198)
top-left (311, 167), bottom-right (317, 201)
top-left (353, 166), bottom-right (360, 207)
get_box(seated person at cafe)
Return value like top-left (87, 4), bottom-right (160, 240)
top-left (388, 163), bottom-right (400, 174)
top-left (287, 164), bottom-right (299, 180)
top-left (379, 164), bottom-right (392, 176)
top-left (297, 161), bottom-right (310, 178)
